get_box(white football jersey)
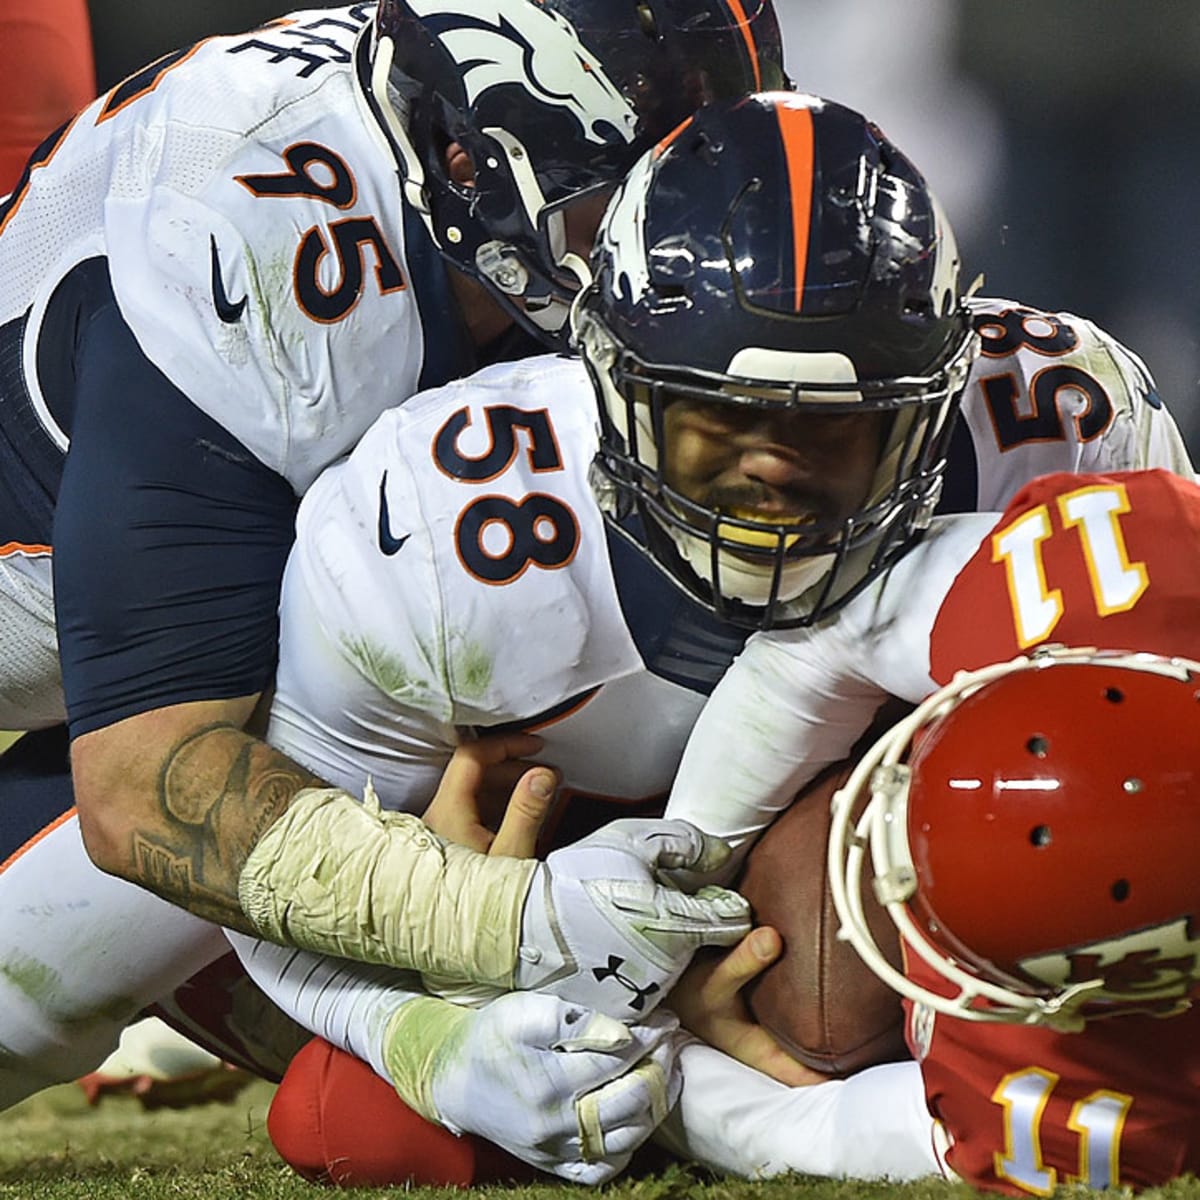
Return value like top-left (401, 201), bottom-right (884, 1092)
top-left (268, 353), bottom-right (717, 817)
top-left (947, 296), bottom-right (1194, 512)
top-left (0, 5), bottom-right (536, 731)
top-left (0, 5), bottom-right (433, 493)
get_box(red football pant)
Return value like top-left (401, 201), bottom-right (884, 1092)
top-left (269, 1037), bottom-right (538, 1188)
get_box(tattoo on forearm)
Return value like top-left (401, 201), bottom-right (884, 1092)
top-left (134, 722), bottom-right (325, 925)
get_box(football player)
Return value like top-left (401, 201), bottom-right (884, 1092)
top-left (830, 640), bottom-right (1200, 1192)
top-left (234, 93), bottom-right (1189, 1184)
top-left (0, 0), bottom-right (781, 1113)
top-left (665, 467), bottom-right (1200, 1189)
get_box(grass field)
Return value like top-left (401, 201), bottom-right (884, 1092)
top-left (5, 1079), bottom-right (1200, 1200)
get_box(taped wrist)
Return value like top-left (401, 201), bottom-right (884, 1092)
top-left (238, 784), bottom-right (537, 986)
top-left (382, 994), bottom-right (472, 1125)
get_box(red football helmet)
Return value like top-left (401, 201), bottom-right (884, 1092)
top-left (829, 647), bottom-right (1200, 1030)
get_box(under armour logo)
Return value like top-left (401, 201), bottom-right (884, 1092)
top-left (591, 955), bottom-right (660, 1012)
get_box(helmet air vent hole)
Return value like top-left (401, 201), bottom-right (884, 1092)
top-left (1029, 825), bottom-right (1052, 848)
top-left (1111, 879), bottom-right (1131, 902)
top-left (635, 4), bottom-right (658, 38)
top-left (1104, 686), bottom-right (1125, 703)
top-left (1026, 735), bottom-right (1049, 758)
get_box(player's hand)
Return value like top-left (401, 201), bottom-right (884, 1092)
top-left (385, 990), bottom-right (680, 1184)
top-left (670, 926), bottom-right (828, 1087)
top-left (421, 734), bottom-right (558, 856)
top-left (516, 818), bottom-right (752, 1018)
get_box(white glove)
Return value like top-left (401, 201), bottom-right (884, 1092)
top-left (385, 990), bottom-right (681, 1184)
top-left (515, 818), bottom-right (751, 1017)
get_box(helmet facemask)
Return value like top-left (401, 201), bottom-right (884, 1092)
top-left (830, 649), bottom-right (1200, 1032)
top-left (574, 91), bottom-right (977, 629)
top-left (577, 287), bottom-right (975, 630)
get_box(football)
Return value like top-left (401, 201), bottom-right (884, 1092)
top-left (736, 720), bottom-right (910, 1077)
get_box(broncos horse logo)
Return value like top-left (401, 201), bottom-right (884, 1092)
top-left (412, 0), bottom-right (638, 146)
top-left (597, 147), bottom-right (656, 303)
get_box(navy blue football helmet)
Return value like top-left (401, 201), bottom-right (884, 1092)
top-left (574, 92), bottom-right (975, 628)
top-left (369, 0), bottom-right (786, 348)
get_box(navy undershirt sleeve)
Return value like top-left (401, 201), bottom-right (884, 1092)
top-left (53, 269), bottom-right (299, 738)
top-left (0, 726), bottom-right (73, 862)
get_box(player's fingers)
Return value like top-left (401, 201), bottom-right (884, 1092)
top-left (489, 765), bottom-right (560, 859)
top-left (737, 1028), bottom-right (830, 1088)
top-left (701, 927), bottom-right (783, 1005)
top-left (423, 734), bottom-right (546, 841)
top-left (441, 733), bottom-right (545, 793)
top-left (473, 755), bottom-right (544, 827)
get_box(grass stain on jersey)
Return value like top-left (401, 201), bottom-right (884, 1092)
top-left (2, 952), bottom-right (139, 1026)
top-left (0, 954), bottom-right (59, 1008)
top-left (446, 637), bottom-right (494, 703)
top-left (341, 634), bottom-right (443, 711)
top-left (238, 240), bottom-right (310, 369)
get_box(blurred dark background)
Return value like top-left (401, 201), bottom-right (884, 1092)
top-left (83, 0), bottom-right (1200, 455)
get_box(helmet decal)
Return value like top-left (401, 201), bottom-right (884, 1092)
top-left (926, 189), bottom-right (962, 318)
top-left (774, 95), bottom-right (818, 310)
top-left (410, 0), bottom-right (638, 146)
top-left (722, 0), bottom-right (766, 90)
top-left (1020, 917), bottom-right (1200, 1004)
top-left (597, 148), bottom-right (657, 304)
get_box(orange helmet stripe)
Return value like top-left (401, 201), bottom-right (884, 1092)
top-left (722, 0), bottom-right (763, 91)
top-left (776, 103), bottom-right (815, 311)
top-left (654, 114), bottom-right (695, 160)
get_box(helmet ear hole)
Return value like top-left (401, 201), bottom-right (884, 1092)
top-left (443, 141), bottom-right (475, 188)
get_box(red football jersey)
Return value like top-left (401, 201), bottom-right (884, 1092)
top-left (930, 467), bottom-right (1200, 682)
top-left (919, 466), bottom-right (1200, 1192)
top-left (906, 954), bottom-right (1200, 1193)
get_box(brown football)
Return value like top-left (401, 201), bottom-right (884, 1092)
top-left (736, 711), bottom-right (911, 1077)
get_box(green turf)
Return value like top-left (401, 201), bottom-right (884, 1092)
top-left (3, 1079), bottom-right (1200, 1200)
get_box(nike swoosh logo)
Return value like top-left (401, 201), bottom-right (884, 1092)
top-left (378, 472), bottom-right (410, 556)
top-left (210, 235), bottom-right (248, 324)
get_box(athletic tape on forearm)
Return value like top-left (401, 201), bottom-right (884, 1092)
top-left (382, 994), bottom-right (471, 1124)
top-left (238, 785), bottom-right (537, 985)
